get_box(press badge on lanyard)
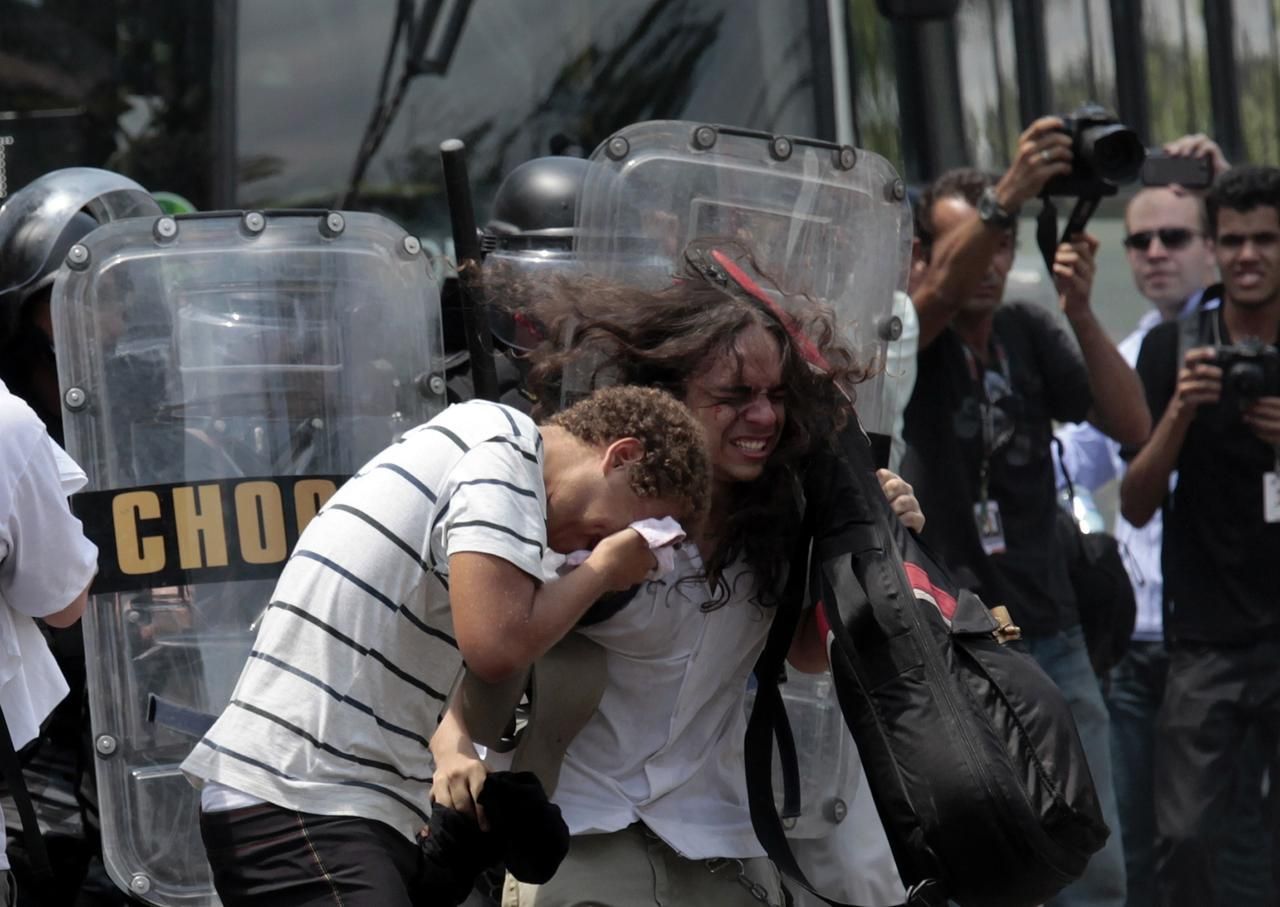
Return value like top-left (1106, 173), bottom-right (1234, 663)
top-left (1266, 460), bottom-right (1280, 524)
top-left (964, 342), bottom-right (1013, 554)
top-left (974, 498), bottom-right (1008, 554)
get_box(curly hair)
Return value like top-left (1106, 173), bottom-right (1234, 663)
top-left (1207, 165), bottom-right (1280, 236)
top-left (549, 385), bottom-right (711, 533)
top-left (497, 260), bottom-right (864, 608)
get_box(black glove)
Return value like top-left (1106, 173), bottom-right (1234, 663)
top-left (478, 770), bottom-right (570, 884)
top-left (418, 769), bottom-right (570, 903)
top-left (418, 801), bottom-right (499, 905)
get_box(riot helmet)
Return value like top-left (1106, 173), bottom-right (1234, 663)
top-left (481, 156), bottom-right (590, 352)
top-left (485, 155), bottom-right (587, 251)
top-left (0, 168), bottom-right (160, 440)
top-left (0, 167), bottom-right (161, 340)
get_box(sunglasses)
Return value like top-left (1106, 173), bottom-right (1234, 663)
top-left (1123, 227), bottom-right (1199, 252)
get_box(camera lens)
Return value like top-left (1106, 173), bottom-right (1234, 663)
top-left (1228, 362), bottom-right (1265, 399)
top-left (1079, 124), bottom-right (1145, 184)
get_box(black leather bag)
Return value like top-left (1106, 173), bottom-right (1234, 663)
top-left (747, 424), bottom-right (1109, 907)
top-left (1054, 509), bottom-right (1136, 676)
top-left (1051, 440), bottom-right (1137, 676)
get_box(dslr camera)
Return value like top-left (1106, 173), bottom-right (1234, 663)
top-left (1213, 340), bottom-right (1280, 412)
top-left (1043, 103), bottom-right (1146, 198)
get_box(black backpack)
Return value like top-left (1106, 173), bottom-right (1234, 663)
top-left (747, 423), bottom-right (1110, 907)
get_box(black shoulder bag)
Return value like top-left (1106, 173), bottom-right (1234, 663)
top-left (747, 422), bottom-right (1109, 907)
top-left (1051, 438), bottom-right (1137, 676)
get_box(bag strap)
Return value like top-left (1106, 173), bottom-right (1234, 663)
top-left (746, 523), bottom-right (925, 907)
top-left (0, 705), bottom-right (54, 884)
top-left (746, 432), bottom-right (955, 907)
top-left (745, 533), bottom-right (846, 902)
top-left (1176, 306), bottom-right (1207, 373)
top-left (1051, 435), bottom-right (1077, 505)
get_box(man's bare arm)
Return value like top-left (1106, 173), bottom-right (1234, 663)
top-left (915, 117), bottom-right (1073, 349)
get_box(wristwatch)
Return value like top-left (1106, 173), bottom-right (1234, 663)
top-left (977, 187), bottom-right (1016, 230)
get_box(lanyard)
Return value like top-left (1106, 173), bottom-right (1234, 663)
top-left (961, 338), bottom-right (1014, 509)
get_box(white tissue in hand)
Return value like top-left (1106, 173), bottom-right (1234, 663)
top-left (552, 516), bottom-right (687, 581)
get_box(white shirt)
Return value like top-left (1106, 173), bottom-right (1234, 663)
top-left (554, 547), bottom-right (772, 859)
top-left (182, 401), bottom-right (548, 842)
top-left (886, 291), bottom-right (921, 475)
top-left (0, 381), bottom-right (98, 870)
top-left (1056, 290), bottom-right (1214, 640)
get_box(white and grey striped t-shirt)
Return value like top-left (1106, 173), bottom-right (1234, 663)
top-left (181, 401), bottom-right (547, 841)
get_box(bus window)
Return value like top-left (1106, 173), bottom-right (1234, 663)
top-left (236, 0), bottom-right (825, 238)
top-left (1143, 0), bottom-right (1212, 143)
top-left (1043, 0), bottom-right (1118, 114)
top-left (953, 0), bottom-right (1019, 170)
top-left (2, 0), bottom-right (830, 239)
top-left (0, 1), bottom-right (217, 205)
top-left (847, 0), bottom-right (904, 169)
top-left (1232, 0), bottom-right (1280, 163)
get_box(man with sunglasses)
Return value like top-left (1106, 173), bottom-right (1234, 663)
top-left (1120, 165), bottom-right (1280, 907)
top-left (901, 120), bottom-right (1152, 907)
top-left (1057, 137), bottom-right (1275, 907)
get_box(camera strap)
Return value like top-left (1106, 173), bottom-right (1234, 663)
top-left (1036, 194), bottom-right (1105, 275)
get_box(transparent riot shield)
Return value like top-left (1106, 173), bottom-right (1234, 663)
top-left (575, 121), bottom-right (912, 440)
top-left (52, 210), bottom-right (445, 906)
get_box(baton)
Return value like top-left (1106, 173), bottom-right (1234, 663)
top-left (440, 138), bottom-right (500, 401)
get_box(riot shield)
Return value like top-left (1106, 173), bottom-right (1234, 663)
top-left (52, 210), bottom-right (445, 906)
top-left (574, 121), bottom-right (912, 440)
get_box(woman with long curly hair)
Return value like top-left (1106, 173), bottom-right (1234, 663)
top-left (467, 247), bottom-right (921, 907)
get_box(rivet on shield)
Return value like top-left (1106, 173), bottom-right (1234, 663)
top-left (153, 216), bottom-right (178, 243)
top-left (129, 874), bottom-right (153, 895)
top-left (605, 136), bottom-right (631, 161)
top-left (835, 146), bottom-right (857, 170)
top-left (66, 244), bottom-right (91, 270)
top-left (403, 235), bottom-right (422, 256)
top-left (243, 211), bottom-right (267, 235)
top-left (825, 797), bottom-right (848, 824)
top-left (877, 314), bottom-right (904, 342)
top-left (427, 374), bottom-right (447, 396)
top-left (769, 136), bottom-right (793, 161)
top-left (889, 178), bottom-right (907, 202)
top-left (321, 212), bottom-right (346, 238)
top-left (691, 125), bottom-right (718, 151)
top-left (63, 387), bottom-right (88, 411)
top-left (95, 734), bottom-right (118, 757)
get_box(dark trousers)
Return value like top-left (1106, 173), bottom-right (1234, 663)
top-left (1154, 639), bottom-right (1280, 907)
top-left (1109, 640), bottom-right (1272, 907)
top-left (200, 803), bottom-right (435, 907)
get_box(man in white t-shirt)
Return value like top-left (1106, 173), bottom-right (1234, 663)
top-left (0, 380), bottom-right (99, 906)
top-left (182, 385), bottom-right (711, 907)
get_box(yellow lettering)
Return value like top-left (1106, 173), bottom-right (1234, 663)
top-left (294, 479), bottom-right (338, 533)
top-left (112, 492), bottom-right (165, 575)
top-left (172, 485), bottom-right (229, 569)
top-left (235, 482), bottom-right (287, 564)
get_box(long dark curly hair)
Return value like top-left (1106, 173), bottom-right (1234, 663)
top-left (496, 252), bottom-right (867, 608)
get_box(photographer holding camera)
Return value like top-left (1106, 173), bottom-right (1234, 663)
top-left (902, 114), bottom-right (1151, 907)
top-left (1120, 165), bottom-right (1280, 907)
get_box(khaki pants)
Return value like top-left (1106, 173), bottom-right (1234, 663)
top-left (503, 824), bottom-right (786, 907)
